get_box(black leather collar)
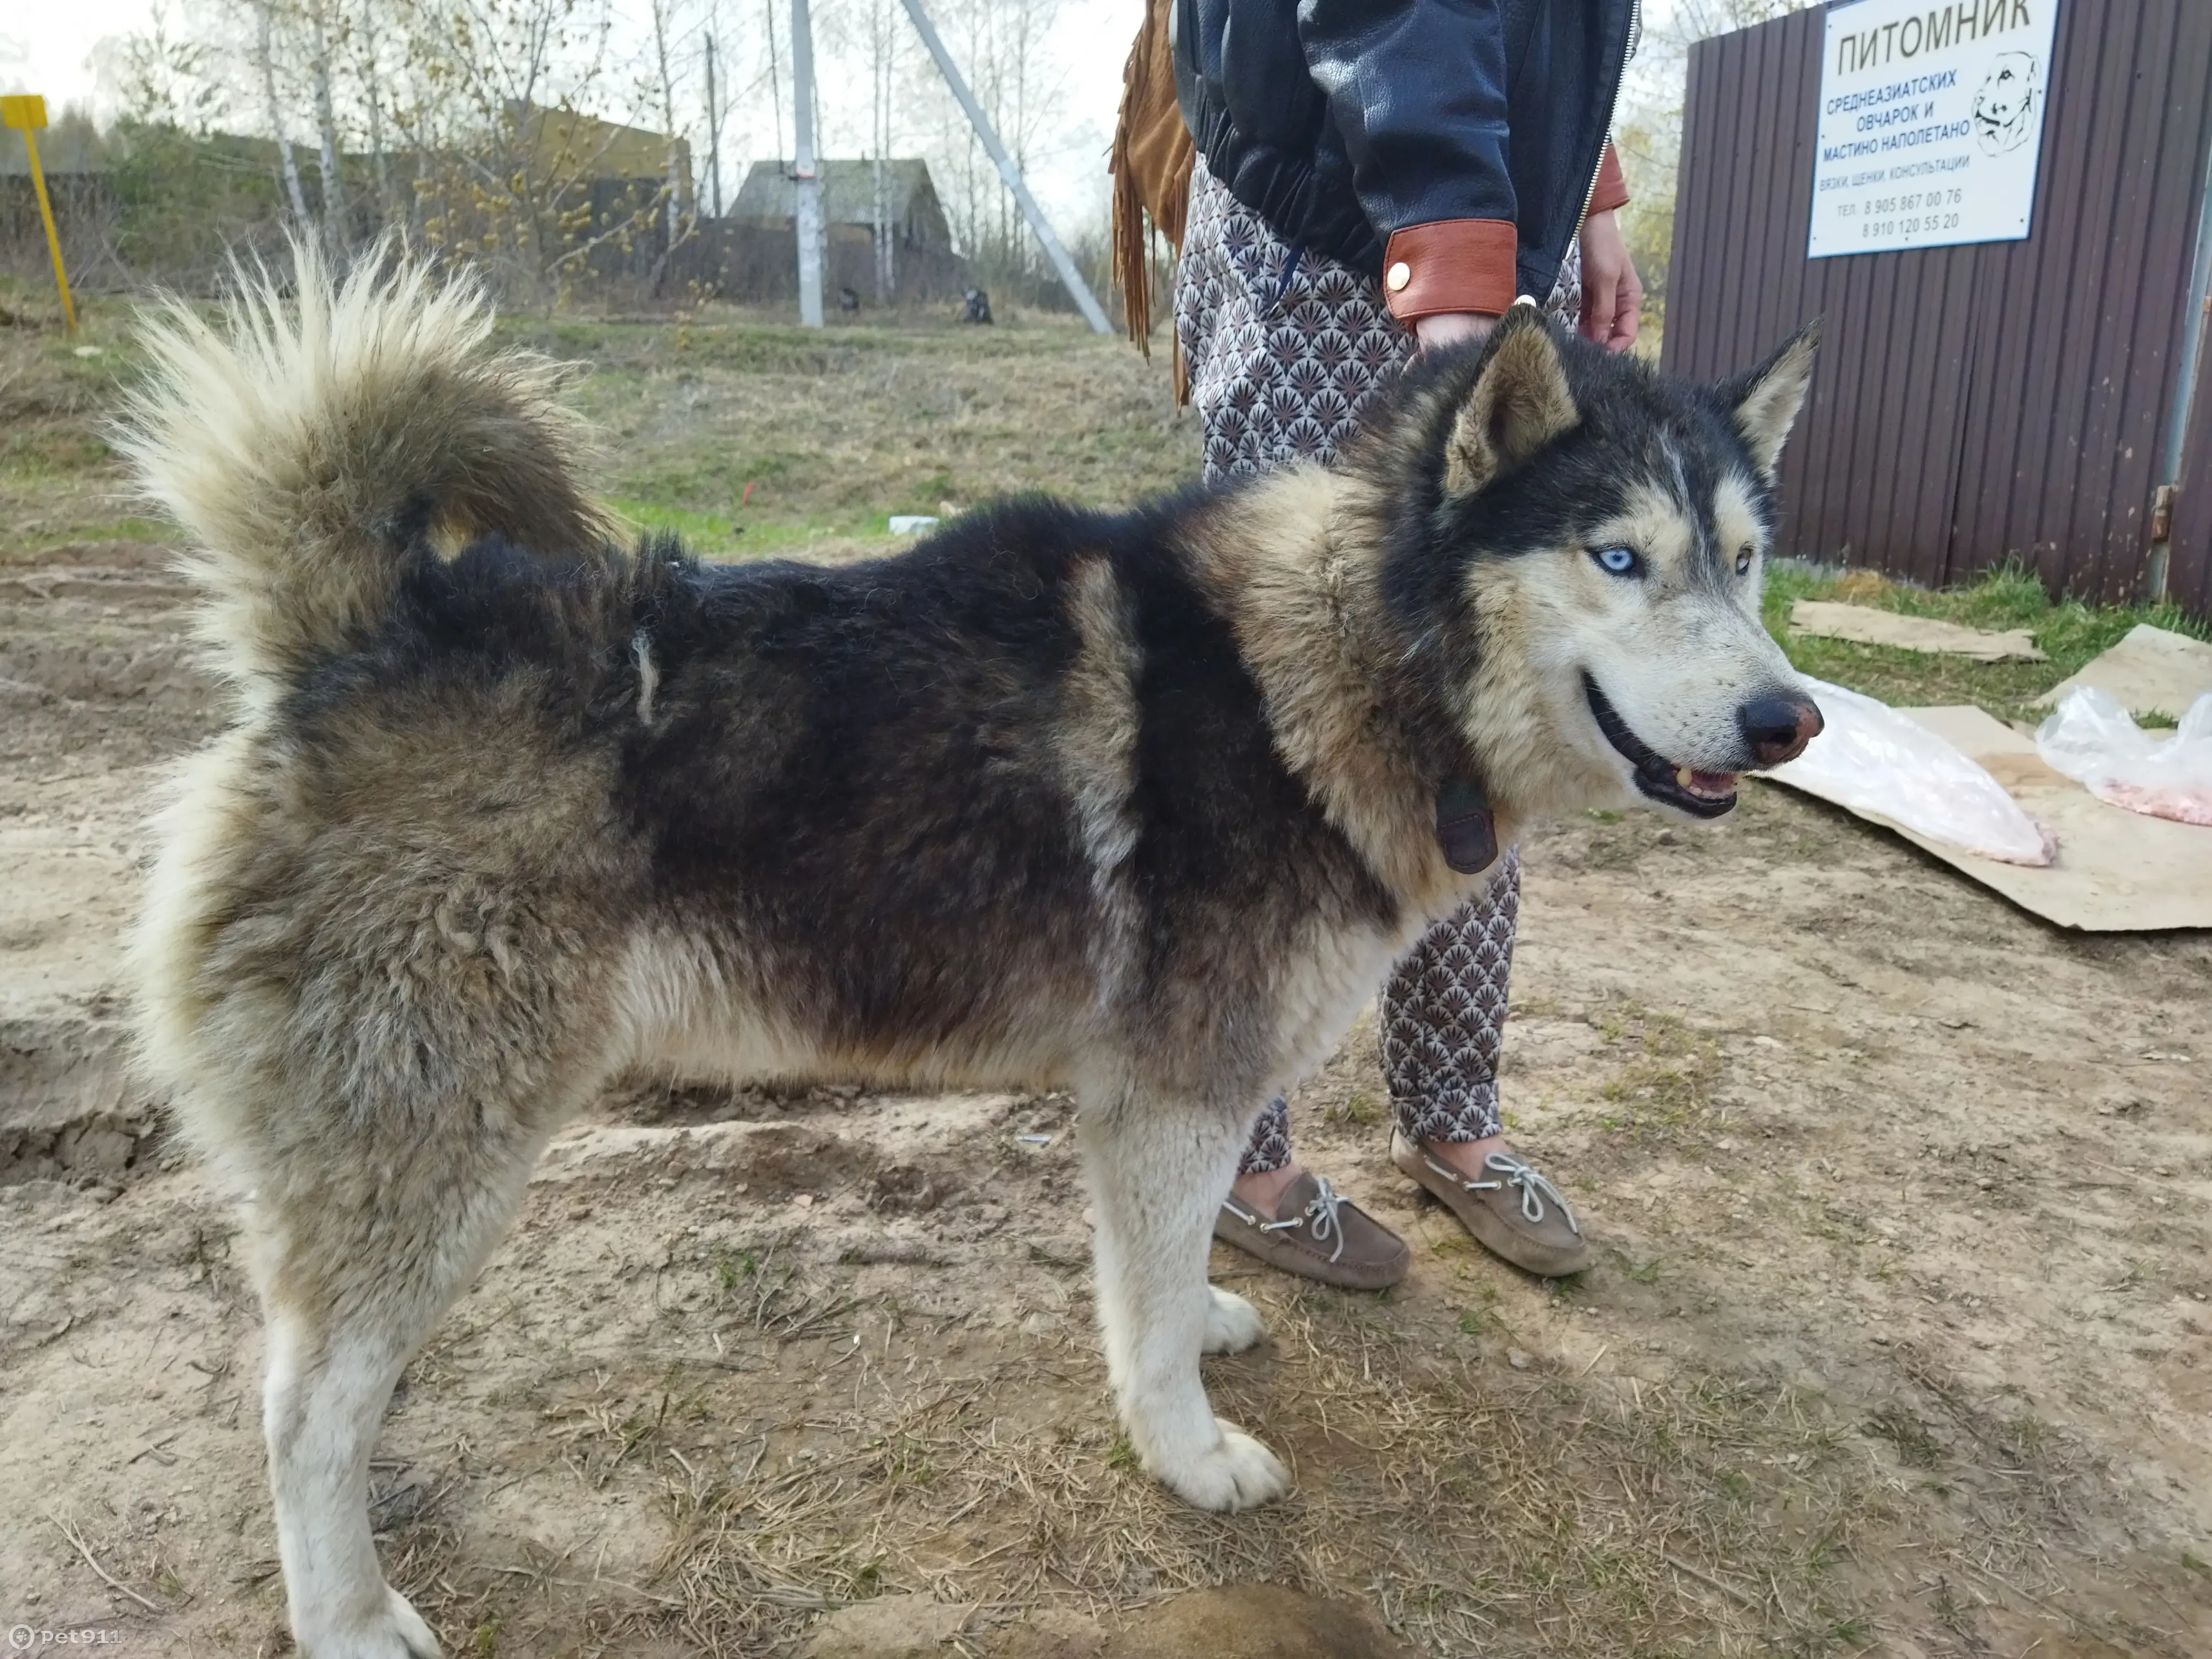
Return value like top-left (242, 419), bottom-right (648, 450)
top-left (1434, 772), bottom-right (1497, 874)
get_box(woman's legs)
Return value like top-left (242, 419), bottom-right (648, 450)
top-left (1370, 252), bottom-right (1593, 1272)
top-left (1382, 851), bottom-right (1521, 1150)
top-left (1177, 159), bottom-right (1415, 1285)
top-left (1176, 154), bottom-right (1421, 1188)
top-left (1381, 854), bottom-right (1588, 1275)
top-left (1238, 1097), bottom-right (1294, 1176)
top-left (1178, 159), bottom-right (1588, 1276)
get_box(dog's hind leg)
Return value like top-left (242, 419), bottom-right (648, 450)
top-left (252, 1124), bottom-right (551, 1659)
top-left (1078, 1090), bottom-right (1289, 1512)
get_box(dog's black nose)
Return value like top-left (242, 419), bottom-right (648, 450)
top-left (1739, 694), bottom-right (1823, 767)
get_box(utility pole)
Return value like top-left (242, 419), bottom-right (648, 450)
top-left (898, 0), bottom-right (1111, 333)
top-left (791, 0), bottom-right (825, 327)
top-left (765, 1), bottom-right (782, 175)
top-left (704, 34), bottom-right (723, 218)
top-left (872, 0), bottom-right (894, 303)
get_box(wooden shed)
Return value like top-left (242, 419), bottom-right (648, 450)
top-left (705, 158), bottom-right (971, 304)
top-left (727, 158), bottom-right (952, 249)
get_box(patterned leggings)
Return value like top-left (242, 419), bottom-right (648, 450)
top-left (1172, 156), bottom-right (1576, 1175)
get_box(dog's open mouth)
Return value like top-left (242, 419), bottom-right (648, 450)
top-left (1583, 676), bottom-right (1739, 818)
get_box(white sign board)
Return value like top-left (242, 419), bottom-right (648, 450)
top-left (1808, 0), bottom-right (2059, 259)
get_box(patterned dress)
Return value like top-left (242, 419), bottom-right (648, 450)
top-left (1173, 155), bottom-right (1581, 1172)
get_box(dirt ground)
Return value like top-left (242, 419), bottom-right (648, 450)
top-left (4, 530), bottom-right (2209, 1659)
top-left (2, 307), bottom-right (2209, 1658)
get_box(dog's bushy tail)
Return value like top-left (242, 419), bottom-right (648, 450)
top-left (119, 240), bottom-right (608, 694)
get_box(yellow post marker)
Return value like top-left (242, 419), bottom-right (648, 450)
top-left (2, 95), bottom-right (79, 333)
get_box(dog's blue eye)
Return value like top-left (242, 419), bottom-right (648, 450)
top-left (1592, 545), bottom-right (1640, 577)
top-left (1736, 547), bottom-right (1755, 576)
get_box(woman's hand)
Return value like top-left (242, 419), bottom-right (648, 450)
top-left (1413, 207), bottom-right (1644, 355)
top-left (1578, 209), bottom-right (1642, 352)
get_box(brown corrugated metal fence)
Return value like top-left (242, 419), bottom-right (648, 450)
top-left (1662, 0), bottom-right (2212, 614)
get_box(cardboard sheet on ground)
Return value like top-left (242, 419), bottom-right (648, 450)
top-left (2033, 623), bottom-right (2212, 716)
top-left (1767, 704), bottom-right (2212, 931)
top-left (1788, 600), bottom-right (2044, 660)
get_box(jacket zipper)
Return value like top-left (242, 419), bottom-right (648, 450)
top-left (1576, 0), bottom-right (1644, 234)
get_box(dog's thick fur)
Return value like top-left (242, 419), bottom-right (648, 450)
top-left (123, 252), bottom-right (1818, 1658)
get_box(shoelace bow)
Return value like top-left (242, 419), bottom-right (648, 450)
top-left (1460, 1151), bottom-right (1580, 1237)
top-left (1256, 1174), bottom-right (1349, 1263)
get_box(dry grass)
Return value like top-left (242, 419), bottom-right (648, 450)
top-left (0, 299), bottom-right (1194, 567)
top-left (1591, 1006), bottom-right (1728, 1142)
top-left (503, 310), bottom-right (1193, 561)
top-left (365, 1269), bottom-right (2198, 1659)
top-left (709, 1232), bottom-right (861, 1341)
top-left (374, 1284), bottom-right (1914, 1658)
top-left (327, 961), bottom-right (2207, 1659)
top-left (0, 304), bottom-right (170, 556)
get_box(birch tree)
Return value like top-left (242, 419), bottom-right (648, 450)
top-left (255, 0), bottom-right (311, 223)
top-left (1613, 0), bottom-right (1815, 326)
top-left (305, 0), bottom-right (346, 243)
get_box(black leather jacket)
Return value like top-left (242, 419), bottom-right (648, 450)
top-left (1173, 0), bottom-right (1640, 301)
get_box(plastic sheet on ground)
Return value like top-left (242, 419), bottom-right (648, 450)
top-left (1767, 701), bottom-right (2212, 931)
top-left (2034, 686), bottom-right (2212, 827)
top-left (1768, 676), bottom-right (2054, 865)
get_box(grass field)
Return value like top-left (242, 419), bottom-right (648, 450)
top-left (1762, 563), bottom-right (2208, 727)
top-left (0, 283), bottom-right (1193, 566)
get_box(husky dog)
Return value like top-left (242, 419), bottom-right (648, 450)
top-left (122, 252), bottom-right (1820, 1658)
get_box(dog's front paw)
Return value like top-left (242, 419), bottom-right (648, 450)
top-left (385, 1587), bottom-right (441, 1658)
top-left (298, 1587), bottom-right (442, 1659)
top-left (1149, 1420), bottom-right (1290, 1512)
top-left (1201, 1285), bottom-right (1266, 1354)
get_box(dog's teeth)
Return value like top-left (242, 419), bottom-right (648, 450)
top-left (1676, 765), bottom-right (1694, 790)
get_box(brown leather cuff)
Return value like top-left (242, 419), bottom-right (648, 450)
top-left (1588, 140), bottom-right (1630, 217)
top-left (1380, 219), bottom-right (1518, 323)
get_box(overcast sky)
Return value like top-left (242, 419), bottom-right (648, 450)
top-left (1, 0), bottom-right (159, 116)
top-left (0, 1), bottom-right (1139, 231)
top-left (1, 3), bottom-right (1695, 236)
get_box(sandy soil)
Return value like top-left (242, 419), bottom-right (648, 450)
top-left (3, 538), bottom-right (2209, 1659)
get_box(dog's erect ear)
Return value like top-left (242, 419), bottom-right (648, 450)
top-left (1724, 320), bottom-right (1820, 479)
top-left (1443, 315), bottom-right (1580, 496)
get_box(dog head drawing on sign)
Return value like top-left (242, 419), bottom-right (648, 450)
top-left (1973, 51), bottom-right (2038, 154)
